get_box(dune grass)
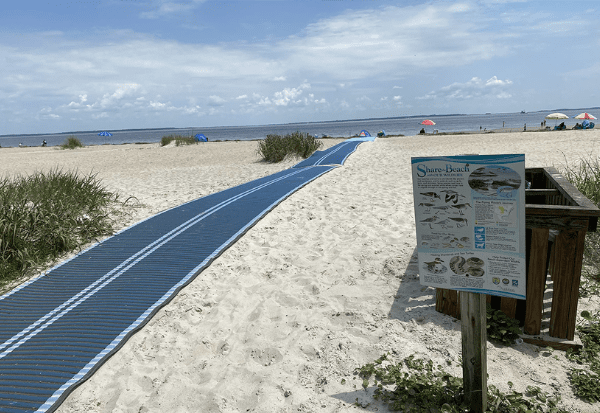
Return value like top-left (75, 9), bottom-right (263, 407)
top-left (257, 131), bottom-right (323, 163)
top-left (561, 155), bottom-right (600, 289)
top-left (60, 136), bottom-right (84, 149)
top-left (160, 135), bottom-right (199, 147)
top-left (560, 155), bottom-right (600, 403)
top-left (0, 169), bottom-right (123, 290)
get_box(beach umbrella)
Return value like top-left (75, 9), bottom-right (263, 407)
top-left (98, 131), bottom-right (113, 136)
top-left (194, 133), bottom-right (208, 142)
top-left (545, 113), bottom-right (568, 127)
top-left (545, 113), bottom-right (568, 120)
top-left (420, 119), bottom-right (435, 134)
top-left (574, 112), bottom-right (597, 120)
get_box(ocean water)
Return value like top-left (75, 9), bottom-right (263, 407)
top-left (1, 108), bottom-right (597, 148)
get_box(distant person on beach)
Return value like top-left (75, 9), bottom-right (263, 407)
top-left (42, 140), bottom-right (47, 147)
top-left (419, 128), bottom-right (425, 134)
top-left (19, 143), bottom-right (23, 147)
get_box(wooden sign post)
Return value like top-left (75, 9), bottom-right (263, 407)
top-left (460, 291), bottom-right (487, 412)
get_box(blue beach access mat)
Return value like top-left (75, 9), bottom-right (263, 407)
top-left (0, 139), bottom-right (369, 412)
top-left (292, 137), bottom-right (372, 169)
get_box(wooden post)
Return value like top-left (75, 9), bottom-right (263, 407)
top-left (524, 227), bottom-right (549, 335)
top-left (461, 291), bottom-right (487, 412)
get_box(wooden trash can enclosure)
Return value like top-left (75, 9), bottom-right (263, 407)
top-left (436, 167), bottom-right (600, 344)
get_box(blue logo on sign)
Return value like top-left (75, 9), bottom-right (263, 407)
top-left (512, 280), bottom-right (518, 287)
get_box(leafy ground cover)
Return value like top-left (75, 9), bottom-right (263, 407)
top-left (354, 155), bottom-right (600, 412)
top-left (355, 353), bottom-right (567, 412)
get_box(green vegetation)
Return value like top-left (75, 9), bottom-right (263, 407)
top-left (567, 310), bottom-right (600, 402)
top-left (160, 135), bottom-right (199, 147)
top-left (351, 157), bottom-right (600, 411)
top-left (560, 155), bottom-right (600, 402)
top-left (60, 136), bottom-right (84, 149)
top-left (354, 354), bottom-right (567, 412)
top-left (486, 304), bottom-right (522, 346)
top-left (561, 155), bottom-right (600, 292)
top-left (0, 169), bottom-right (124, 290)
top-left (257, 131), bottom-right (323, 163)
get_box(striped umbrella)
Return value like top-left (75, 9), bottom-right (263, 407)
top-left (98, 131), bottom-right (113, 136)
top-left (573, 112), bottom-right (597, 120)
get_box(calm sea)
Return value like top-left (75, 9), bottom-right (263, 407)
top-left (1, 108), bottom-right (597, 148)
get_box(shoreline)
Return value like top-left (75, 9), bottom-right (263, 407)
top-left (3, 124), bottom-right (596, 146)
top-left (2, 131), bottom-right (600, 412)
top-left (2, 120), bottom-right (597, 149)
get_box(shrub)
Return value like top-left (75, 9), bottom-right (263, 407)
top-left (561, 156), bottom-right (600, 288)
top-left (60, 136), bottom-right (84, 149)
top-left (161, 136), bottom-right (175, 146)
top-left (0, 169), bottom-right (121, 289)
top-left (160, 135), bottom-right (198, 147)
top-left (257, 131), bottom-right (323, 163)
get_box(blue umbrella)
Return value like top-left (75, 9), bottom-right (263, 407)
top-left (194, 133), bottom-right (208, 142)
top-left (98, 131), bottom-right (113, 136)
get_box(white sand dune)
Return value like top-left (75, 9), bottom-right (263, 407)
top-left (2, 131), bottom-right (599, 412)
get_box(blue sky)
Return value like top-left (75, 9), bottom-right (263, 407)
top-left (1, 0), bottom-right (599, 134)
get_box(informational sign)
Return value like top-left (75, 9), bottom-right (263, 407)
top-left (411, 154), bottom-right (526, 299)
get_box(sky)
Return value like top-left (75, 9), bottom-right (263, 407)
top-left (1, 0), bottom-right (599, 135)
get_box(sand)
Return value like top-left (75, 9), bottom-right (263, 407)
top-left (2, 131), bottom-right (600, 412)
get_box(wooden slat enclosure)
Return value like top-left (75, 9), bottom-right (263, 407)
top-left (435, 167), bottom-right (600, 345)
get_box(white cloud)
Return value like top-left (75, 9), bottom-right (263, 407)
top-left (140, 0), bottom-right (207, 19)
top-left (99, 84), bottom-right (141, 109)
top-left (277, 3), bottom-right (514, 80)
top-left (209, 95), bottom-right (227, 106)
top-left (1, 1), bottom-right (591, 133)
top-left (274, 86), bottom-right (304, 106)
top-left (417, 76), bottom-right (513, 101)
top-left (149, 101), bottom-right (167, 109)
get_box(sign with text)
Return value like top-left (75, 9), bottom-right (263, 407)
top-left (411, 154), bottom-right (526, 299)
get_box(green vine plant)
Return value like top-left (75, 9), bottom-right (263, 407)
top-left (354, 353), bottom-right (568, 412)
top-left (486, 304), bottom-right (522, 346)
top-left (567, 310), bottom-right (600, 403)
